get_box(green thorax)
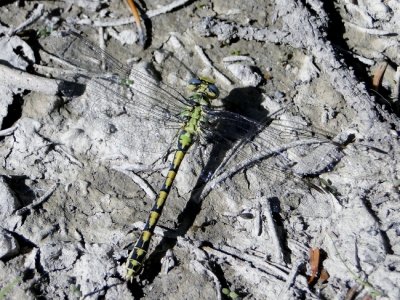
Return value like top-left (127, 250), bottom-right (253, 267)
top-left (178, 78), bottom-right (219, 148)
top-left (178, 95), bottom-right (209, 149)
top-left (182, 96), bottom-right (210, 131)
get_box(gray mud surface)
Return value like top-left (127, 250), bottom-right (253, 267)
top-left (0, 1), bottom-right (399, 299)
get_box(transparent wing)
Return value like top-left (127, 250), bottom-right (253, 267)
top-left (52, 30), bottom-right (191, 123)
top-left (49, 30), bottom-right (371, 217)
top-left (202, 106), bottom-right (344, 177)
top-left (61, 76), bottom-right (182, 166)
top-left (196, 106), bottom-right (348, 218)
top-left (47, 30), bottom-right (199, 164)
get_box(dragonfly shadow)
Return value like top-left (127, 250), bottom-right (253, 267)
top-left (58, 79), bottom-right (86, 98)
top-left (221, 85), bottom-right (270, 121)
top-left (143, 87), bottom-right (269, 278)
top-left (176, 87), bottom-right (268, 231)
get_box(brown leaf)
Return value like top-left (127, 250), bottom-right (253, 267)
top-left (318, 268), bottom-right (330, 284)
top-left (308, 248), bottom-right (320, 284)
top-left (372, 61), bottom-right (388, 90)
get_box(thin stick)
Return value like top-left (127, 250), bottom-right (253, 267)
top-left (395, 66), bottom-right (400, 101)
top-left (125, 0), bottom-right (146, 46)
top-left (222, 56), bottom-right (255, 64)
top-left (0, 125), bottom-right (18, 137)
top-left (54, 145), bottom-right (84, 168)
top-left (203, 244), bottom-right (289, 280)
top-left (15, 183), bottom-right (58, 215)
top-left (264, 198), bottom-right (285, 264)
top-left (39, 49), bottom-right (80, 70)
top-left (8, 4), bottom-right (44, 35)
top-left (278, 259), bottom-right (304, 299)
top-left (146, 0), bottom-right (192, 18)
top-left (0, 64), bottom-right (59, 95)
top-left (344, 21), bottom-right (395, 36)
top-left (113, 166), bottom-right (157, 200)
top-left (191, 261), bottom-right (222, 300)
top-left (92, 0), bottom-right (192, 27)
top-left (255, 201), bottom-right (262, 236)
top-left (98, 27), bottom-right (106, 71)
top-left (194, 45), bottom-right (233, 86)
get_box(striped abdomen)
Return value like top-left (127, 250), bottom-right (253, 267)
top-left (126, 130), bottom-right (194, 279)
top-left (125, 77), bottom-right (218, 280)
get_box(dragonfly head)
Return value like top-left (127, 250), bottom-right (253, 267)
top-left (188, 77), bottom-right (219, 100)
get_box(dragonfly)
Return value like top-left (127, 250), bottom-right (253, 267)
top-left (51, 30), bottom-right (357, 281)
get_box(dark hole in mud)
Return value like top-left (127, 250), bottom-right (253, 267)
top-left (12, 45), bottom-right (34, 67)
top-left (23, 269), bottom-right (35, 281)
top-left (17, 29), bottom-right (43, 67)
top-left (108, 123), bottom-right (118, 134)
top-left (0, 94), bottom-right (24, 140)
top-left (3, 176), bottom-right (36, 210)
top-left (0, 0), bottom-right (17, 6)
top-left (29, 276), bottom-right (49, 300)
top-left (57, 80), bottom-right (86, 98)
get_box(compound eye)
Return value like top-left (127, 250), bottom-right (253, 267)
top-left (188, 78), bottom-right (201, 85)
top-left (208, 84), bottom-right (219, 98)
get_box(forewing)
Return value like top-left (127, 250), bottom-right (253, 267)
top-left (51, 30), bottom-right (190, 123)
top-left (199, 108), bottom-right (345, 218)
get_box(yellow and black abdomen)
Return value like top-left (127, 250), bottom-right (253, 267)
top-left (126, 78), bottom-right (218, 280)
top-left (126, 129), bottom-right (194, 279)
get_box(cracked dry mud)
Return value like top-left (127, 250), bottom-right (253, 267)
top-left (0, 1), bottom-right (399, 299)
